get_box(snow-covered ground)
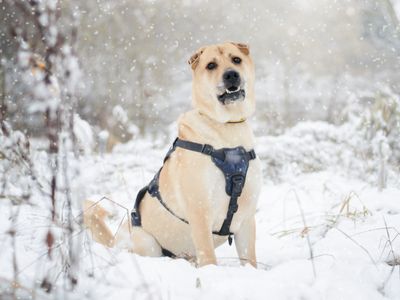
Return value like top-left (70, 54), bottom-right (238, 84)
top-left (1, 130), bottom-right (400, 299)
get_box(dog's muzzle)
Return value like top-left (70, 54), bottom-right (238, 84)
top-left (217, 69), bottom-right (246, 104)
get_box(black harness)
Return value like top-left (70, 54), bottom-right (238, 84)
top-left (131, 138), bottom-right (256, 255)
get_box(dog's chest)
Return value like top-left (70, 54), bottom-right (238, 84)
top-left (204, 155), bottom-right (261, 232)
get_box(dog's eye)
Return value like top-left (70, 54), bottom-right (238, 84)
top-left (232, 57), bottom-right (242, 64)
top-left (206, 62), bottom-right (217, 70)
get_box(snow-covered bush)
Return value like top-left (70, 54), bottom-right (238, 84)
top-left (259, 86), bottom-right (400, 188)
top-left (258, 121), bottom-right (359, 181)
top-left (73, 113), bottom-right (94, 155)
top-left (0, 1), bottom-right (85, 297)
top-left (0, 122), bottom-right (35, 202)
top-left (359, 88), bottom-right (400, 165)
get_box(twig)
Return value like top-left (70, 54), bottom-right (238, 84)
top-left (17, 228), bottom-right (85, 276)
top-left (9, 205), bottom-right (22, 300)
top-left (380, 217), bottom-right (398, 292)
top-left (334, 227), bottom-right (377, 266)
top-left (216, 257), bottom-right (271, 270)
top-left (76, 196), bottom-right (132, 235)
top-left (291, 189), bottom-right (317, 279)
top-left (352, 226), bottom-right (400, 237)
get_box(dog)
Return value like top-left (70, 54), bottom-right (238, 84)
top-left (84, 42), bottom-right (262, 267)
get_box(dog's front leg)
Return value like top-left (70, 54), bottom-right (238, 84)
top-left (234, 216), bottom-right (257, 267)
top-left (187, 210), bottom-right (217, 267)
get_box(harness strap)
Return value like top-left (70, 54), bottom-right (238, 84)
top-left (131, 137), bottom-right (256, 249)
top-left (131, 185), bottom-right (148, 226)
top-left (175, 139), bottom-right (217, 157)
top-left (148, 170), bottom-right (189, 225)
top-left (175, 138), bottom-right (256, 244)
top-left (147, 171), bottom-right (228, 236)
top-left (161, 247), bottom-right (176, 258)
top-left (175, 138), bottom-right (256, 162)
top-left (215, 175), bottom-right (243, 237)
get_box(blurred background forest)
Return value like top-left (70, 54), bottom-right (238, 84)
top-left (1, 0), bottom-right (400, 139)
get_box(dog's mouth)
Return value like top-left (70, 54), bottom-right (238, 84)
top-left (217, 87), bottom-right (246, 104)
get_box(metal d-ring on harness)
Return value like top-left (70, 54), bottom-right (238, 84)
top-left (131, 138), bottom-right (256, 254)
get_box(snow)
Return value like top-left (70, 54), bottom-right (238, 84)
top-left (2, 0), bottom-right (400, 298)
top-left (1, 130), bottom-right (399, 299)
top-left (74, 113), bottom-right (95, 154)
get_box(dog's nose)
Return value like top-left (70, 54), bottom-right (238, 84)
top-left (223, 70), bottom-right (241, 90)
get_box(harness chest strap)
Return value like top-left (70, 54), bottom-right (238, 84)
top-left (131, 138), bottom-right (256, 246)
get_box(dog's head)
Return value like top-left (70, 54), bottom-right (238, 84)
top-left (188, 42), bottom-right (255, 123)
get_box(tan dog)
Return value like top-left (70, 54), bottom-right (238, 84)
top-left (84, 42), bottom-right (262, 267)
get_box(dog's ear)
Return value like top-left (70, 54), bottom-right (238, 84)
top-left (188, 48), bottom-right (205, 70)
top-left (231, 42), bottom-right (250, 56)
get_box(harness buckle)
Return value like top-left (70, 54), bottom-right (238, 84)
top-left (248, 150), bottom-right (256, 160)
top-left (148, 181), bottom-right (160, 197)
top-left (131, 210), bottom-right (141, 226)
top-left (228, 234), bottom-right (233, 245)
top-left (201, 144), bottom-right (214, 155)
top-left (231, 175), bottom-right (244, 197)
